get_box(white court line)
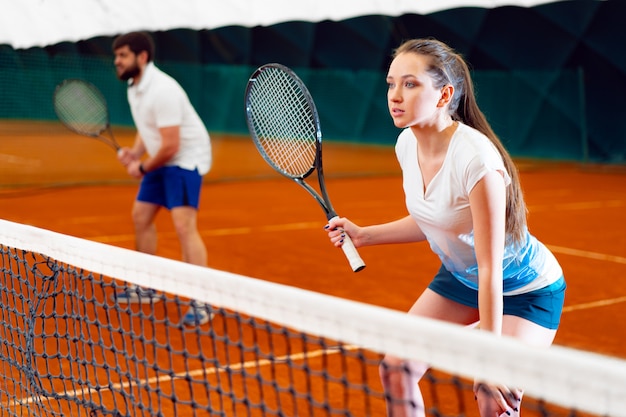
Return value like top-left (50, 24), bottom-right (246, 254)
top-left (529, 200), bottom-right (626, 212)
top-left (541, 245), bottom-right (626, 314)
top-left (91, 222), bottom-right (320, 243)
top-left (0, 153), bottom-right (41, 167)
top-left (90, 225), bottom-right (626, 266)
top-left (88, 225), bottom-right (626, 267)
top-left (5, 345), bottom-right (354, 407)
top-left (563, 296), bottom-right (626, 313)
top-left (547, 245), bottom-right (626, 265)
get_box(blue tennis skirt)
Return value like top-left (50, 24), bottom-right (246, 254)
top-left (428, 265), bottom-right (566, 330)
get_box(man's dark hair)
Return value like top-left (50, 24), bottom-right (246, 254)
top-left (112, 32), bottom-right (155, 62)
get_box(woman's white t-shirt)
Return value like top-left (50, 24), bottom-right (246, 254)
top-left (395, 123), bottom-right (562, 295)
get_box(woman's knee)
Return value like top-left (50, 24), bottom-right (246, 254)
top-left (379, 355), bottom-right (429, 384)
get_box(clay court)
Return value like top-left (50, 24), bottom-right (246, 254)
top-left (1, 120), bottom-right (625, 363)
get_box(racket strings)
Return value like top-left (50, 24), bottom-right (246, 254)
top-left (54, 81), bottom-right (108, 136)
top-left (248, 69), bottom-right (318, 178)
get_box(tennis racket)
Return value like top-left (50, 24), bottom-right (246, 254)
top-left (53, 79), bottom-right (121, 153)
top-left (244, 63), bottom-right (366, 272)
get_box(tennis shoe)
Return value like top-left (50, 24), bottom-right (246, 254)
top-left (112, 285), bottom-right (161, 304)
top-left (182, 305), bottom-right (213, 326)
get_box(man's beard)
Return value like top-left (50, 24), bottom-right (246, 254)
top-left (118, 64), bottom-right (140, 82)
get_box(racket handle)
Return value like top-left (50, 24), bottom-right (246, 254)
top-left (340, 233), bottom-right (366, 272)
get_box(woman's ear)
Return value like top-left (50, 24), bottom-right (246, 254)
top-left (438, 84), bottom-right (454, 107)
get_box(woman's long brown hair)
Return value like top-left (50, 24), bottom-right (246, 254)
top-left (394, 38), bottom-right (527, 246)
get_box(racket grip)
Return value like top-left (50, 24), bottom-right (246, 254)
top-left (340, 233), bottom-right (366, 272)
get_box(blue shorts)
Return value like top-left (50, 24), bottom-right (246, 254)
top-left (428, 265), bottom-right (566, 330)
top-left (137, 166), bottom-right (203, 210)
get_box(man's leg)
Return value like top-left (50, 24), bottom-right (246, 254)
top-left (170, 206), bottom-right (207, 267)
top-left (171, 205), bottom-right (211, 326)
top-left (132, 200), bottom-right (161, 255)
top-left (111, 200), bottom-right (161, 304)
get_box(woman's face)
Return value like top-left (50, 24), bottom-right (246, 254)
top-left (386, 52), bottom-right (446, 129)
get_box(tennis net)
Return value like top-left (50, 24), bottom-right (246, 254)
top-left (1, 218), bottom-right (625, 417)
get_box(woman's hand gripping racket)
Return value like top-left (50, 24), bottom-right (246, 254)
top-left (53, 79), bottom-right (121, 153)
top-left (244, 63), bottom-right (366, 272)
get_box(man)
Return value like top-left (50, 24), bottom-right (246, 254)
top-left (111, 31), bottom-right (212, 326)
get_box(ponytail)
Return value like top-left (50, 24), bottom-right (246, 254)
top-left (459, 63), bottom-right (527, 246)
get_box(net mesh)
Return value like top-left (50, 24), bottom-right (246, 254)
top-left (246, 65), bottom-right (319, 179)
top-left (1, 218), bottom-right (626, 417)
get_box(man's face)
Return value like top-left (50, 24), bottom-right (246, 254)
top-left (114, 45), bottom-right (140, 81)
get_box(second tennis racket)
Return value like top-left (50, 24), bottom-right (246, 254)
top-left (53, 78), bottom-right (121, 153)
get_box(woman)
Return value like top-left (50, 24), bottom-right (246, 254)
top-left (325, 38), bottom-right (566, 417)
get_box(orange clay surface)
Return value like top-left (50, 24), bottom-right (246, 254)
top-left (1, 121), bottom-right (626, 360)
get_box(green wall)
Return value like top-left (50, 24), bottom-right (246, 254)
top-left (1, 0), bottom-right (622, 163)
